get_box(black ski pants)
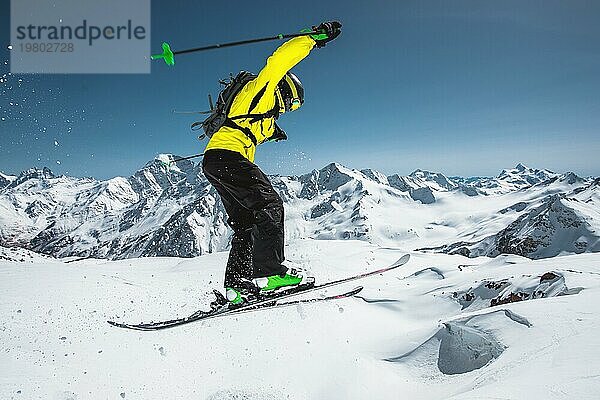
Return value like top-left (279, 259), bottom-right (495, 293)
top-left (202, 149), bottom-right (286, 288)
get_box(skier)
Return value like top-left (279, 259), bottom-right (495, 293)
top-left (202, 21), bottom-right (342, 306)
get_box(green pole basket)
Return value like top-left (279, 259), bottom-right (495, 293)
top-left (151, 42), bottom-right (175, 66)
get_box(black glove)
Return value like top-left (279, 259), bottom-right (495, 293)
top-left (311, 21), bottom-right (342, 48)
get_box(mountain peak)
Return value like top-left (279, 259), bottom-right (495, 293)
top-left (409, 169), bottom-right (457, 191)
top-left (360, 168), bottom-right (389, 185)
top-left (561, 172), bottom-right (583, 184)
top-left (3, 167), bottom-right (55, 190)
top-left (20, 167), bottom-right (54, 178)
top-left (409, 169), bottom-right (441, 178)
top-left (321, 162), bottom-right (347, 173)
top-left (0, 171), bottom-right (16, 180)
top-left (19, 167), bottom-right (54, 181)
top-left (0, 172), bottom-right (17, 189)
top-left (515, 163), bottom-right (528, 172)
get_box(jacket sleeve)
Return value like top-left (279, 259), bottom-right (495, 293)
top-left (232, 36), bottom-right (315, 114)
top-left (254, 35), bottom-right (315, 91)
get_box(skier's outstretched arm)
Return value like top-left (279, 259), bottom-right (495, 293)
top-left (253, 36), bottom-right (315, 92)
top-left (251, 21), bottom-right (342, 93)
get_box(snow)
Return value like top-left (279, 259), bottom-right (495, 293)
top-left (1, 240), bottom-right (599, 399)
top-left (0, 160), bottom-right (599, 396)
top-left (0, 172), bottom-right (17, 182)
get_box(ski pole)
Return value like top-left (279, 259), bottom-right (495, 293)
top-left (170, 153), bottom-right (204, 163)
top-left (156, 153), bottom-right (204, 171)
top-left (151, 30), bottom-right (324, 66)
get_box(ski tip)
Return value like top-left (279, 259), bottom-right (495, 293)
top-left (350, 286), bottom-right (364, 296)
top-left (107, 320), bottom-right (153, 331)
top-left (392, 254), bottom-right (410, 267)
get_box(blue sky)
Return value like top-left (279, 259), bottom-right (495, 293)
top-left (1, 0), bottom-right (599, 179)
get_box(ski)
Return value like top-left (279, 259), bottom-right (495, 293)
top-left (107, 286), bottom-right (363, 331)
top-left (107, 253), bottom-right (410, 331)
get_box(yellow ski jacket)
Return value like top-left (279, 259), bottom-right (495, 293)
top-left (204, 36), bottom-right (316, 162)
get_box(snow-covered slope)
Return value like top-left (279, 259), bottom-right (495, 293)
top-left (421, 178), bottom-right (600, 259)
top-left (0, 244), bottom-right (53, 263)
top-left (0, 160), bottom-right (597, 260)
top-left (1, 240), bottom-right (599, 399)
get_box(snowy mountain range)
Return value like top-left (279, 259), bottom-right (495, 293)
top-left (0, 158), bottom-right (598, 260)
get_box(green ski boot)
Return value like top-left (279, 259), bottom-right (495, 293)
top-left (252, 267), bottom-right (314, 292)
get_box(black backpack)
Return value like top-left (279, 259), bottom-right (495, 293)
top-left (192, 71), bottom-right (282, 145)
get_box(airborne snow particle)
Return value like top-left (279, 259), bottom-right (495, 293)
top-left (54, 140), bottom-right (59, 146)
top-left (7, 45), bottom-right (12, 50)
top-left (56, 160), bottom-right (61, 165)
